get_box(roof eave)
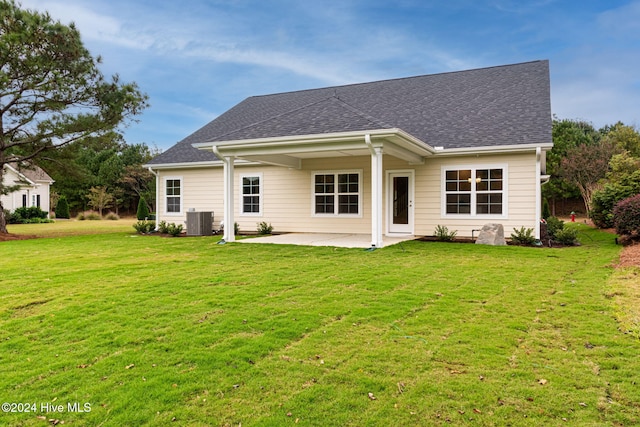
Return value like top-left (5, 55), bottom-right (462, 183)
top-left (192, 128), bottom-right (436, 158)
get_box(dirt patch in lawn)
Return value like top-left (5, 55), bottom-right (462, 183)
top-left (0, 232), bottom-right (37, 241)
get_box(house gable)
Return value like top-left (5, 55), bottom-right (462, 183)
top-left (148, 60), bottom-right (552, 166)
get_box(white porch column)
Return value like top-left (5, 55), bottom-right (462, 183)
top-left (371, 146), bottom-right (384, 248)
top-left (365, 134), bottom-right (384, 249)
top-left (215, 147), bottom-right (235, 242)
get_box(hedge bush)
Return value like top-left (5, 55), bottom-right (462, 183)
top-left (9, 206), bottom-right (50, 224)
top-left (137, 197), bottom-right (150, 220)
top-left (590, 171), bottom-right (640, 228)
top-left (56, 196), bottom-right (70, 219)
top-left (613, 194), bottom-right (640, 237)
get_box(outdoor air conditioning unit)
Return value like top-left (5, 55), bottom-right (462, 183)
top-left (186, 211), bottom-right (213, 236)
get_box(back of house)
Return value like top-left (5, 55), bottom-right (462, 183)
top-left (146, 60), bottom-right (552, 246)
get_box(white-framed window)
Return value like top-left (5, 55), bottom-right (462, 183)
top-left (165, 177), bottom-right (182, 214)
top-left (442, 165), bottom-right (507, 217)
top-left (240, 173), bottom-right (262, 216)
top-left (313, 170), bottom-right (362, 216)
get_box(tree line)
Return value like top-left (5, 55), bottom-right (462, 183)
top-left (39, 133), bottom-right (156, 218)
top-left (545, 118), bottom-right (640, 227)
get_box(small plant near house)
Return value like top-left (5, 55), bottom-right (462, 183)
top-left (157, 221), bottom-right (169, 234)
top-left (9, 206), bottom-right (51, 224)
top-left (434, 225), bottom-right (457, 242)
top-left (165, 222), bottom-right (184, 237)
top-left (541, 216), bottom-right (579, 246)
top-left (257, 221), bottom-right (273, 235)
top-left (234, 222), bottom-right (240, 235)
top-left (544, 216), bottom-right (564, 240)
top-left (133, 220), bottom-right (155, 234)
top-left (554, 226), bottom-right (579, 246)
top-left (510, 226), bottom-right (536, 246)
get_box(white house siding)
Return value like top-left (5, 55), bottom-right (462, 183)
top-left (414, 152), bottom-right (538, 237)
top-left (0, 167), bottom-right (52, 214)
top-left (156, 151), bottom-right (539, 237)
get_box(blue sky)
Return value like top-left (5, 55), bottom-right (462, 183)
top-left (19, 0), bottom-right (640, 151)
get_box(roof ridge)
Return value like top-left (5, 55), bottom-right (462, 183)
top-left (247, 60), bottom-right (548, 100)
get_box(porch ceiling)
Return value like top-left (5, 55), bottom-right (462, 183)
top-left (193, 128), bottom-right (435, 168)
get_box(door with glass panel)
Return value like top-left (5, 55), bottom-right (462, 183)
top-left (388, 171), bottom-right (414, 234)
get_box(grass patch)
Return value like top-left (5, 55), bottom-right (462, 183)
top-left (0, 224), bottom-right (638, 426)
top-left (7, 218), bottom-right (137, 238)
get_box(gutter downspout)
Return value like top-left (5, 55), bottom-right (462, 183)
top-left (213, 146), bottom-right (235, 243)
top-left (147, 167), bottom-right (159, 230)
top-left (365, 134), bottom-right (384, 250)
top-left (535, 147), bottom-right (542, 240)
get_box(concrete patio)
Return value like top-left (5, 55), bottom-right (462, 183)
top-left (237, 233), bottom-right (416, 248)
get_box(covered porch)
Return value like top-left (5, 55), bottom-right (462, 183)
top-left (194, 129), bottom-right (435, 248)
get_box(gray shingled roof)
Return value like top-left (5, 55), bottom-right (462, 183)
top-left (148, 60), bottom-right (551, 165)
top-left (7, 161), bottom-right (54, 183)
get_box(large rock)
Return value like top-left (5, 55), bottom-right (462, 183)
top-left (475, 223), bottom-right (506, 246)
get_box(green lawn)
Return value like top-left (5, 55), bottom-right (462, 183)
top-left (1, 222), bottom-right (638, 426)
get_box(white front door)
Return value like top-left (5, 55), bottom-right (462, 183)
top-left (387, 171), bottom-right (414, 234)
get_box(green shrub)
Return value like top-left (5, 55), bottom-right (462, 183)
top-left (545, 216), bottom-right (564, 240)
top-left (157, 221), bottom-right (169, 234)
top-left (55, 196), bottom-right (70, 219)
top-left (234, 222), bottom-right (240, 235)
top-left (86, 212), bottom-right (101, 220)
top-left (165, 222), bottom-right (184, 237)
top-left (9, 206), bottom-right (49, 224)
top-left (133, 220), bottom-right (156, 234)
top-left (590, 172), bottom-right (640, 228)
top-left (555, 227), bottom-right (579, 246)
top-left (510, 226), bottom-right (536, 246)
top-left (613, 194), bottom-right (640, 237)
top-left (434, 225), bottom-right (457, 242)
top-left (105, 213), bottom-right (120, 220)
top-left (76, 212), bottom-right (85, 221)
top-left (257, 221), bottom-right (273, 235)
top-left (136, 197), bottom-right (150, 220)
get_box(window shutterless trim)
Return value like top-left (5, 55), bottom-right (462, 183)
top-left (311, 170), bottom-right (363, 218)
top-left (164, 176), bottom-right (183, 215)
top-left (239, 173), bottom-right (263, 216)
top-left (441, 164), bottom-right (508, 218)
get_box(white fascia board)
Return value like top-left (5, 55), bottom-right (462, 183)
top-left (143, 159), bottom-right (257, 170)
top-left (433, 142), bottom-right (553, 157)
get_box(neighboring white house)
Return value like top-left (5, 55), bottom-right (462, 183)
top-left (146, 60), bottom-right (553, 247)
top-left (1, 161), bottom-right (54, 214)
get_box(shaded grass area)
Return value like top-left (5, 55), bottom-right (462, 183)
top-left (0, 224), bottom-right (638, 426)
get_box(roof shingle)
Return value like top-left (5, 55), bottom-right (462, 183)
top-left (148, 60), bottom-right (551, 165)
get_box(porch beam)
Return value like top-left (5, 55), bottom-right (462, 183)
top-left (382, 143), bottom-right (425, 164)
top-left (239, 154), bottom-right (301, 169)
